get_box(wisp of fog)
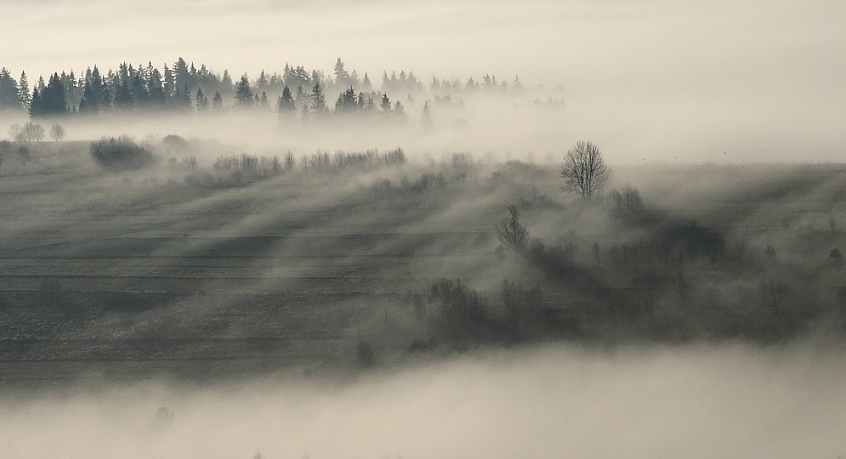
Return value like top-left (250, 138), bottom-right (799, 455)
top-left (2, 343), bottom-right (846, 459)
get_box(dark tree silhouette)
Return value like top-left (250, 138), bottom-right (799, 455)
top-left (380, 92), bottom-right (391, 113)
top-left (49, 124), bottom-right (65, 142)
top-left (334, 86), bottom-right (357, 113)
top-left (0, 67), bottom-right (19, 112)
top-left (560, 140), bottom-right (609, 201)
top-left (211, 91), bottom-right (223, 111)
top-left (18, 71), bottom-right (30, 109)
top-left (234, 74), bottom-right (254, 108)
top-left (333, 58), bottom-right (350, 88)
top-left (113, 78), bottom-right (134, 112)
top-left (195, 87), bottom-right (209, 112)
top-left (277, 86), bottom-right (295, 117)
top-left (421, 101), bottom-right (432, 129)
top-left (310, 82), bottom-right (327, 116)
top-left (30, 73), bottom-right (68, 118)
top-left (496, 205), bottom-right (529, 251)
top-left (258, 91), bottom-right (269, 110)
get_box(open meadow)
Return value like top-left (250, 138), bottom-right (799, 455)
top-left (2, 137), bottom-right (846, 389)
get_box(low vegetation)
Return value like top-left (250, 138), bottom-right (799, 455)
top-left (1, 138), bottom-right (845, 379)
top-left (90, 136), bottom-right (155, 170)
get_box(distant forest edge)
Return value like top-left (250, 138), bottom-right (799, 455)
top-left (0, 57), bottom-right (564, 123)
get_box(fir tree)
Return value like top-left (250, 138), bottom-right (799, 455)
top-left (234, 74), bottom-right (254, 108)
top-left (130, 71), bottom-right (149, 109)
top-left (146, 65), bottom-right (166, 109)
top-left (333, 58), bottom-right (349, 88)
top-left (421, 101), bottom-right (432, 129)
top-left (195, 87), bottom-right (209, 112)
top-left (29, 88), bottom-right (42, 118)
top-left (113, 78), bottom-right (134, 112)
top-left (362, 72), bottom-right (372, 92)
top-left (310, 82), bottom-right (327, 117)
top-left (276, 86), bottom-right (296, 117)
top-left (30, 73), bottom-right (68, 118)
top-left (18, 71), bottom-right (30, 109)
top-left (211, 91), bottom-right (223, 111)
top-left (173, 84), bottom-right (191, 111)
top-left (394, 100), bottom-right (406, 123)
top-left (256, 70), bottom-right (269, 92)
top-left (334, 86), bottom-right (357, 114)
top-left (0, 67), bottom-right (20, 112)
top-left (380, 92), bottom-right (392, 113)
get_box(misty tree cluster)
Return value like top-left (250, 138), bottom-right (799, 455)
top-left (0, 57), bottom-right (540, 128)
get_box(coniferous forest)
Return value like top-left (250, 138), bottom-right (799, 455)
top-left (0, 57), bottom-right (548, 124)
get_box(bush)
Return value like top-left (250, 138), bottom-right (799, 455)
top-left (90, 136), bottom-right (155, 170)
top-left (428, 278), bottom-right (487, 323)
top-left (161, 134), bottom-right (189, 152)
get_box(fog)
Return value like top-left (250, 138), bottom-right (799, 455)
top-left (3, 1), bottom-right (846, 456)
top-left (2, 344), bottom-right (846, 459)
top-left (3, 0), bottom-right (846, 162)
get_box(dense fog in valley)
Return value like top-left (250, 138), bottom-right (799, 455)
top-left (3, 0), bottom-right (846, 162)
top-left (4, 344), bottom-right (846, 459)
top-left (2, 0), bottom-right (846, 457)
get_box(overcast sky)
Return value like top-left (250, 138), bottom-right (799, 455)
top-left (1, 0), bottom-right (844, 162)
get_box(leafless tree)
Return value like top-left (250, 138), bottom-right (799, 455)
top-left (8, 123), bottom-right (21, 141)
top-left (49, 124), bottom-right (65, 142)
top-left (496, 205), bottom-right (528, 251)
top-left (17, 122), bottom-right (45, 142)
top-left (560, 140), bottom-right (609, 200)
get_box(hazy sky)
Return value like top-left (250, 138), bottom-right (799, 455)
top-left (1, 0), bottom-right (845, 162)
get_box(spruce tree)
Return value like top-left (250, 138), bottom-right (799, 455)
top-left (30, 73), bottom-right (68, 118)
top-left (0, 67), bottom-right (20, 112)
top-left (380, 93), bottom-right (391, 113)
top-left (148, 66), bottom-right (166, 109)
top-left (276, 86), bottom-right (295, 117)
top-left (421, 101), bottom-right (432, 129)
top-left (234, 75), bottom-right (254, 108)
top-left (211, 91), bottom-right (223, 111)
top-left (310, 82), bottom-right (326, 117)
top-left (195, 87), bottom-right (209, 112)
top-left (113, 78), bottom-right (134, 112)
top-left (18, 71), bottom-right (30, 110)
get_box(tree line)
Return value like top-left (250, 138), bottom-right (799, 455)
top-left (0, 57), bottom-right (530, 121)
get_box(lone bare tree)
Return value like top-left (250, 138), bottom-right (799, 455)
top-left (496, 205), bottom-right (528, 251)
top-left (49, 124), bottom-right (65, 142)
top-left (560, 140), bottom-right (609, 200)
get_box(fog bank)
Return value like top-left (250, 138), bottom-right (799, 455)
top-left (3, 0), bottom-right (845, 163)
top-left (3, 344), bottom-right (846, 459)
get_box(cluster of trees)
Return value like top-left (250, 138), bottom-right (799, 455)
top-left (1, 57), bottom-right (530, 122)
top-left (8, 122), bottom-right (65, 142)
top-left (0, 67), bottom-right (30, 112)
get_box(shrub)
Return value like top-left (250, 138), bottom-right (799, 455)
top-left (428, 278), bottom-right (487, 323)
top-left (609, 186), bottom-right (643, 213)
top-left (161, 134), bottom-right (189, 152)
top-left (501, 279), bottom-right (544, 322)
top-left (90, 136), bottom-right (155, 170)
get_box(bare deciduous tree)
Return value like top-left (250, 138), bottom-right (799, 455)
top-left (496, 205), bottom-right (528, 251)
top-left (560, 140), bottom-right (609, 200)
top-left (17, 122), bottom-right (45, 142)
top-left (49, 124), bottom-right (65, 142)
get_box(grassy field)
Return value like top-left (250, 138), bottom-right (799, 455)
top-left (2, 139), bottom-right (846, 387)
